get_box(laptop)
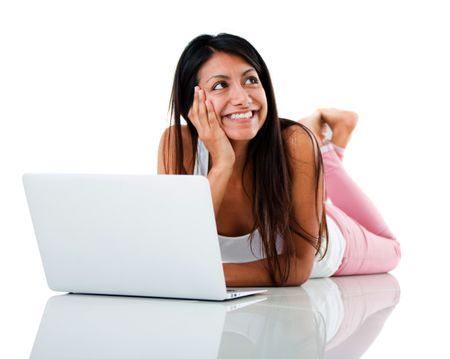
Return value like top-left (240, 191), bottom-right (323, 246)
top-left (23, 174), bottom-right (267, 301)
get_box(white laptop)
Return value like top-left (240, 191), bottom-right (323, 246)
top-left (23, 174), bottom-right (267, 301)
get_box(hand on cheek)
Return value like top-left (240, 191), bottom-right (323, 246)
top-left (187, 86), bottom-right (235, 168)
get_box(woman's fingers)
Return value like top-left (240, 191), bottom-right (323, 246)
top-left (197, 87), bottom-right (210, 128)
top-left (189, 86), bottom-right (226, 149)
top-left (205, 100), bottom-right (219, 129)
top-left (189, 86), bottom-right (211, 133)
top-left (188, 87), bottom-right (235, 168)
top-left (189, 87), bottom-right (199, 127)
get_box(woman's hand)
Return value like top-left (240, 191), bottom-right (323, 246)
top-left (188, 86), bottom-right (235, 170)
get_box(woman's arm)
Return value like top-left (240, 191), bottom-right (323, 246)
top-left (223, 255), bottom-right (309, 287)
top-left (157, 125), bottom-right (234, 219)
top-left (207, 165), bottom-right (234, 218)
top-left (224, 125), bottom-right (324, 287)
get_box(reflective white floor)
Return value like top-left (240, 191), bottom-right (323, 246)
top-left (26, 274), bottom-right (398, 358)
top-left (2, 266), bottom-right (450, 357)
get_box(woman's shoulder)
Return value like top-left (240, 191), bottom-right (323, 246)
top-left (161, 123), bottom-right (192, 139)
top-left (281, 120), bottom-right (317, 154)
top-left (158, 124), bottom-right (195, 174)
top-left (282, 122), bottom-right (309, 138)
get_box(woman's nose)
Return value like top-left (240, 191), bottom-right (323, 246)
top-left (229, 84), bottom-right (252, 106)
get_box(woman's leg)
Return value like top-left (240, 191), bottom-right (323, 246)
top-left (299, 108), bottom-right (394, 238)
top-left (319, 108), bottom-right (395, 238)
top-left (322, 147), bottom-right (395, 239)
top-left (325, 200), bottom-right (401, 275)
top-left (299, 109), bottom-right (401, 275)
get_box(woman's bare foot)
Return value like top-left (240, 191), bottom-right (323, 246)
top-left (318, 108), bottom-right (358, 149)
top-left (298, 110), bottom-right (327, 146)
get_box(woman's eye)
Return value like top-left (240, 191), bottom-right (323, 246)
top-left (245, 76), bottom-right (259, 85)
top-left (212, 81), bottom-right (227, 90)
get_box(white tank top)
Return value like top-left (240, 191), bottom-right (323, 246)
top-left (193, 139), bottom-right (345, 278)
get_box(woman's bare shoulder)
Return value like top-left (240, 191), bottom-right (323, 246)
top-left (158, 124), bottom-right (195, 174)
top-left (161, 123), bottom-right (191, 138)
top-left (282, 123), bottom-right (316, 157)
top-left (160, 124), bottom-right (193, 149)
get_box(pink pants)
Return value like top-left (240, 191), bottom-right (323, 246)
top-left (321, 143), bottom-right (401, 276)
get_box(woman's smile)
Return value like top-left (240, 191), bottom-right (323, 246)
top-left (222, 110), bottom-right (259, 124)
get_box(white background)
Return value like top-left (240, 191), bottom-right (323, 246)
top-left (1, 0), bottom-right (449, 357)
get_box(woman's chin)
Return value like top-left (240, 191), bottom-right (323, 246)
top-left (224, 129), bottom-right (259, 142)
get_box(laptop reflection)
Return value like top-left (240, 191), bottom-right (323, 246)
top-left (29, 274), bottom-right (400, 358)
top-left (29, 293), bottom-right (325, 358)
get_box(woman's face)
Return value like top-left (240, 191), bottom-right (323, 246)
top-left (196, 52), bottom-right (268, 142)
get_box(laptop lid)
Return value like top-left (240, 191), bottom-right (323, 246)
top-left (23, 174), bottom-right (233, 300)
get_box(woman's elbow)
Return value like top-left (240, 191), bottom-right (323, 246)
top-left (290, 275), bottom-right (309, 287)
top-left (286, 264), bottom-right (310, 286)
top-left (274, 256), bottom-right (311, 286)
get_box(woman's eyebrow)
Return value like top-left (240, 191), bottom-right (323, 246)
top-left (206, 68), bottom-right (256, 83)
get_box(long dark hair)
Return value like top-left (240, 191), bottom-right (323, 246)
top-left (166, 33), bottom-right (328, 285)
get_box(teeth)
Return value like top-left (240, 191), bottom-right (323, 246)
top-left (229, 111), bottom-right (253, 120)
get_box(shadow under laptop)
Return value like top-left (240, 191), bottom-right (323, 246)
top-left (29, 274), bottom-right (400, 359)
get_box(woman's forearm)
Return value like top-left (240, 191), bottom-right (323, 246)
top-left (207, 165), bottom-right (233, 219)
top-left (223, 255), bottom-right (309, 287)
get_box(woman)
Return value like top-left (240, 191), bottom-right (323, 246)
top-left (158, 33), bottom-right (401, 287)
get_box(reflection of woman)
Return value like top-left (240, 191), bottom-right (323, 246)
top-left (220, 274), bottom-right (401, 358)
top-left (158, 33), bottom-right (401, 286)
top-left (305, 274), bottom-right (401, 358)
